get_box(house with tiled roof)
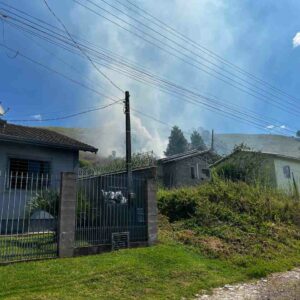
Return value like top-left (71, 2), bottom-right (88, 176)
top-left (210, 149), bottom-right (300, 195)
top-left (0, 119), bottom-right (97, 232)
top-left (157, 149), bottom-right (220, 188)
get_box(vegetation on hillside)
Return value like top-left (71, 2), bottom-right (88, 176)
top-left (158, 176), bottom-right (300, 272)
top-left (79, 151), bottom-right (157, 174)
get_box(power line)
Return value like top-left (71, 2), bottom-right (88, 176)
top-left (0, 41), bottom-right (273, 134)
top-left (119, 0), bottom-right (300, 103)
top-left (0, 6), bottom-right (294, 153)
top-left (74, 0), bottom-right (300, 115)
top-left (97, 0), bottom-right (296, 106)
top-left (8, 100), bottom-right (122, 122)
top-left (0, 43), bottom-right (120, 102)
top-left (0, 12), bottom-right (295, 136)
top-left (42, 0), bottom-right (124, 94)
top-left (0, 23), bottom-right (294, 136)
top-left (1, 4), bottom-right (295, 123)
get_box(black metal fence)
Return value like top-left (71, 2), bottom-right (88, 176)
top-left (0, 170), bottom-right (152, 263)
top-left (0, 171), bottom-right (60, 263)
top-left (75, 172), bottom-right (148, 248)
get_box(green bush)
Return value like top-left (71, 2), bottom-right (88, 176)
top-left (27, 190), bottom-right (59, 217)
top-left (27, 190), bottom-right (91, 220)
top-left (158, 176), bottom-right (300, 258)
top-left (158, 177), bottom-right (300, 226)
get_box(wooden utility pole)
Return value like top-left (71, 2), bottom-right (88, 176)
top-left (124, 91), bottom-right (132, 200)
top-left (211, 129), bottom-right (214, 151)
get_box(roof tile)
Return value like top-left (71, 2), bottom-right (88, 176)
top-left (0, 121), bottom-right (98, 153)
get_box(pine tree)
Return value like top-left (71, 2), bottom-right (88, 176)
top-left (164, 126), bottom-right (188, 156)
top-left (190, 130), bottom-right (207, 150)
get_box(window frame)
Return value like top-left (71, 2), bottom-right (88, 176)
top-left (8, 157), bottom-right (51, 190)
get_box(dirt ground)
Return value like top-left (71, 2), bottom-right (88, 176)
top-left (195, 268), bottom-right (300, 300)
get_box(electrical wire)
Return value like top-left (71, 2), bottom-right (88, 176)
top-left (119, 0), bottom-right (300, 103)
top-left (0, 43), bottom-right (119, 103)
top-left (1, 5), bottom-right (299, 122)
top-left (1, 11), bottom-right (297, 133)
top-left (1, 41), bottom-right (277, 134)
top-left (0, 9), bottom-right (295, 136)
top-left (8, 100), bottom-right (122, 122)
top-left (97, 0), bottom-right (296, 106)
top-left (0, 24), bottom-right (294, 135)
top-left (42, 0), bottom-right (124, 94)
top-left (74, 0), bottom-right (300, 114)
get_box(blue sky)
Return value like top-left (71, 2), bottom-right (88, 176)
top-left (0, 0), bottom-right (300, 156)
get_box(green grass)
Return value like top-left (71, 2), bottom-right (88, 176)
top-left (0, 233), bottom-right (57, 263)
top-left (0, 233), bottom-right (299, 299)
top-left (0, 178), bottom-right (300, 299)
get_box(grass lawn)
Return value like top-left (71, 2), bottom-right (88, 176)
top-left (0, 237), bottom-right (299, 300)
top-left (0, 233), bottom-right (57, 263)
top-left (1, 178), bottom-right (300, 299)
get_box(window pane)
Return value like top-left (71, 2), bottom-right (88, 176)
top-left (9, 158), bottom-right (51, 189)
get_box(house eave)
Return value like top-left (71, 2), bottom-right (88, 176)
top-left (158, 149), bottom-right (212, 164)
top-left (0, 135), bottom-right (98, 153)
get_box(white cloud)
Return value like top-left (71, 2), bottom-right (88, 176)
top-left (293, 32), bottom-right (300, 48)
top-left (266, 125), bottom-right (274, 129)
top-left (31, 114), bottom-right (42, 121)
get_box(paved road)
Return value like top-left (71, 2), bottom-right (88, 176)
top-left (196, 268), bottom-right (300, 300)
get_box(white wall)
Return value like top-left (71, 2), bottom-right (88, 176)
top-left (274, 158), bottom-right (300, 194)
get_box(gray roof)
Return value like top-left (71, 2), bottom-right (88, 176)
top-left (0, 121), bottom-right (98, 153)
top-left (158, 149), bottom-right (211, 164)
top-left (210, 149), bottom-right (300, 168)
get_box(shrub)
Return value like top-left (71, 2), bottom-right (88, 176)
top-left (157, 176), bottom-right (300, 257)
top-left (27, 190), bottom-right (91, 220)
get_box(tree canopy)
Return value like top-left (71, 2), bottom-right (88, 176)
top-left (190, 130), bottom-right (207, 151)
top-left (164, 126), bottom-right (188, 156)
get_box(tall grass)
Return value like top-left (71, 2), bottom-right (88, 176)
top-left (158, 177), bottom-right (300, 259)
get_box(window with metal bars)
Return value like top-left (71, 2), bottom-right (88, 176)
top-left (9, 158), bottom-right (51, 189)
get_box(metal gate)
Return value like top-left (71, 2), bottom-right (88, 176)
top-left (0, 171), bottom-right (59, 263)
top-left (75, 172), bottom-right (148, 248)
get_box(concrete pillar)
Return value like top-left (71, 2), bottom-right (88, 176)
top-left (146, 179), bottom-right (158, 245)
top-left (58, 172), bottom-right (77, 258)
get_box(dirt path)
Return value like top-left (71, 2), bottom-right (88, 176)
top-left (195, 268), bottom-right (300, 300)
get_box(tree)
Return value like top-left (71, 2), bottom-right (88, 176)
top-left (164, 126), bottom-right (188, 156)
top-left (190, 130), bottom-right (207, 150)
top-left (296, 131), bottom-right (300, 138)
top-left (233, 142), bottom-right (251, 152)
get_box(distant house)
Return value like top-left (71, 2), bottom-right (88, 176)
top-left (211, 149), bottom-right (300, 194)
top-left (157, 149), bottom-right (220, 188)
top-left (0, 120), bottom-right (97, 232)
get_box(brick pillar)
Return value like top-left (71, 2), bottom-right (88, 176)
top-left (58, 172), bottom-right (77, 258)
top-left (146, 179), bottom-right (158, 245)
